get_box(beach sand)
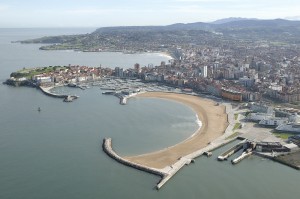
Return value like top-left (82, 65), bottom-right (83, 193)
top-left (124, 92), bottom-right (228, 169)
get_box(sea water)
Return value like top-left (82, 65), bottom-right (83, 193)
top-left (0, 28), bottom-right (299, 199)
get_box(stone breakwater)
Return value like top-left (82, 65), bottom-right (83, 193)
top-left (102, 138), bottom-right (168, 189)
top-left (39, 86), bottom-right (79, 102)
top-left (39, 86), bottom-right (67, 98)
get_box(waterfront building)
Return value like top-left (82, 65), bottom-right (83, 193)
top-left (221, 88), bottom-right (242, 101)
top-left (275, 122), bottom-right (300, 134)
top-left (115, 67), bottom-right (124, 78)
top-left (258, 117), bottom-right (288, 127)
top-left (201, 66), bottom-right (208, 78)
top-left (255, 142), bottom-right (290, 153)
top-left (239, 76), bottom-right (255, 87)
top-left (250, 102), bottom-right (273, 114)
top-left (246, 113), bottom-right (273, 122)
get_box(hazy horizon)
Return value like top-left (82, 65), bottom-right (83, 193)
top-left (0, 17), bottom-right (300, 29)
top-left (1, 0), bottom-right (300, 28)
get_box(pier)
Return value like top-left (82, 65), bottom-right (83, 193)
top-left (231, 150), bottom-right (252, 164)
top-left (120, 96), bottom-right (127, 105)
top-left (217, 141), bottom-right (245, 161)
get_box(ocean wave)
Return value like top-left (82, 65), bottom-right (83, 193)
top-left (195, 114), bottom-right (202, 128)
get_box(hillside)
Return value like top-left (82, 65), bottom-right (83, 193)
top-left (19, 19), bottom-right (300, 52)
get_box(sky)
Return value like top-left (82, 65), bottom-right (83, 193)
top-left (0, 0), bottom-right (300, 28)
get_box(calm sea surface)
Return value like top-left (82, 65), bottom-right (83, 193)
top-left (0, 28), bottom-right (299, 199)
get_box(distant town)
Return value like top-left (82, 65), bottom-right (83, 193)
top-left (13, 19), bottom-right (300, 105)
top-left (5, 40), bottom-right (300, 105)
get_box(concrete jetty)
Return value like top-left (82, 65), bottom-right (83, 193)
top-left (231, 150), bottom-right (252, 164)
top-left (156, 157), bottom-right (192, 189)
top-left (120, 97), bottom-right (127, 105)
top-left (218, 141), bottom-right (244, 161)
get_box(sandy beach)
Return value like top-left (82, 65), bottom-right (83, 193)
top-left (125, 92), bottom-right (228, 169)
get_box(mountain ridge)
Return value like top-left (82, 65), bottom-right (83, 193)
top-left (94, 18), bottom-right (300, 33)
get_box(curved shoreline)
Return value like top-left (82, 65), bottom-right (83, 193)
top-left (125, 99), bottom-right (203, 158)
top-left (124, 92), bottom-right (228, 169)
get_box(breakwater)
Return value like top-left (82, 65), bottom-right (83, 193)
top-left (39, 86), bottom-right (79, 102)
top-left (102, 138), bottom-right (168, 189)
top-left (102, 136), bottom-right (237, 189)
top-left (39, 86), bottom-right (67, 98)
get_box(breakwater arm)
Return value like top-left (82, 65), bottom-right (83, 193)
top-left (39, 86), bottom-right (67, 98)
top-left (102, 138), bottom-right (168, 189)
top-left (39, 86), bottom-right (79, 102)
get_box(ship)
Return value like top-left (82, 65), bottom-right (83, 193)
top-left (275, 122), bottom-right (300, 134)
top-left (102, 91), bottom-right (115, 95)
top-left (67, 83), bottom-right (77, 87)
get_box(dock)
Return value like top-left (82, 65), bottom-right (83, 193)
top-left (218, 140), bottom-right (245, 161)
